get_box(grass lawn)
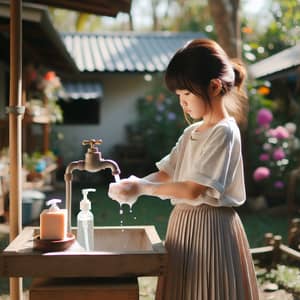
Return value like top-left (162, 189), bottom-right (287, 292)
top-left (0, 183), bottom-right (295, 297)
top-left (68, 184), bottom-right (291, 248)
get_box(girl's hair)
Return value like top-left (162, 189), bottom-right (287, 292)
top-left (165, 38), bottom-right (248, 127)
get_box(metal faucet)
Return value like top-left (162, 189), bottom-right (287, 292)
top-left (64, 139), bottom-right (121, 231)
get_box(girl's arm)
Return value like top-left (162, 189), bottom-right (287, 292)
top-left (108, 170), bottom-right (207, 203)
top-left (142, 179), bottom-right (207, 201)
top-left (142, 170), bottom-right (171, 183)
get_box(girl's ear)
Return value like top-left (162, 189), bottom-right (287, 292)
top-left (209, 79), bottom-right (222, 96)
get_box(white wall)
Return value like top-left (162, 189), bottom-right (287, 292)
top-left (55, 73), bottom-right (152, 164)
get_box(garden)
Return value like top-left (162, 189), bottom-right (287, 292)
top-left (2, 67), bottom-right (300, 300)
top-left (2, 0), bottom-right (300, 298)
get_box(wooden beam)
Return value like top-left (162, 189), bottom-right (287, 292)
top-left (9, 0), bottom-right (24, 299)
top-left (23, 0), bottom-right (132, 16)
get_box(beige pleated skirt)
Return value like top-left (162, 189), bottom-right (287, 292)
top-left (156, 204), bottom-right (259, 300)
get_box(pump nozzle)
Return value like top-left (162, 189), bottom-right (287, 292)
top-left (46, 198), bottom-right (62, 212)
top-left (82, 188), bottom-right (96, 200)
top-left (80, 189), bottom-right (96, 211)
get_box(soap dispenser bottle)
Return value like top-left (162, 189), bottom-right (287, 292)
top-left (77, 188), bottom-right (96, 251)
top-left (40, 198), bottom-right (67, 240)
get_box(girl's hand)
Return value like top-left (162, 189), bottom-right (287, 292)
top-left (108, 175), bottom-right (148, 205)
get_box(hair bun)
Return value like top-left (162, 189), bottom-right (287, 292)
top-left (231, 59), bottom-right (247, 89)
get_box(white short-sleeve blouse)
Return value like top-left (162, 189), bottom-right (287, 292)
top-left (156, 117), bottom-right (246, 207)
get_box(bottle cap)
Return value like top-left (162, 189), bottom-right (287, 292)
top-left (46, 199), bottom-right (62, 212)
top-left (80, 188), bottom-right (96, 211)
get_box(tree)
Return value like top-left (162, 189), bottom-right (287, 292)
top-left (258, 0), bottom-right (300, 56)
top-left (208, 0), bottom-right (242, 58)
top-left (241, 0), bottom-right (300, 63)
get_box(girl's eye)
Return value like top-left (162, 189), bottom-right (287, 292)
top-left (184, 92), bottom-right (190, 96)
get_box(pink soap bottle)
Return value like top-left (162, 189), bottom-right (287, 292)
top-left (40, 198), bottom-right (67, 240)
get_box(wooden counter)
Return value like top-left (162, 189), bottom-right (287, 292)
top-left (0, 226), bottom-right (167, 278)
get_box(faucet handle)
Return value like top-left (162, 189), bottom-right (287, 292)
top-left (82, 139), bottom-right (103, 150)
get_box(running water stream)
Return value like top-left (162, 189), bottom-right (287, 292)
top-left (113, 174), bottom-right (136, 227)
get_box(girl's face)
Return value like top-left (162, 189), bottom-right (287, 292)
top-left (175, 89), bottom-right (207, 119)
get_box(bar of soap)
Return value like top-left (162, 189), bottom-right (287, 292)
top-left (40, 209), bottom-right (67, 240)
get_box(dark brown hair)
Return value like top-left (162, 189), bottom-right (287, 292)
top-left (165, 39), bottom-right (248, 126)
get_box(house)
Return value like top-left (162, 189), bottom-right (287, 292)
top-left (0, 0), bottom-right (203, 164)
top-left (248, 43), bottom-right (300, 116)
top-left (56, 31), bottom-right (204, 164)
top-left (249, 43), bottom-right (300, 80)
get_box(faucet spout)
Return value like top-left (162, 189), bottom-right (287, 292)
top-left (64, 139), bottom-right (121, 232)
top-left (95, 159), bottom-right (120, 175)
top-left (84, 145), bottom-right (120, 175)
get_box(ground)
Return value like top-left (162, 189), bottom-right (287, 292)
top-left (0, 278), bottom-right (296, 299)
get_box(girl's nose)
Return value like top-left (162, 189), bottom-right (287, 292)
top-left (180, 100), bottom-right (187, 108)
top-left (180, 99), bottom-right (187, 108)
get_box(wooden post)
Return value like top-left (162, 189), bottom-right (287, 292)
top-left (287, 167), bottom-right (300, 214)
top-left (288, 218), bottom-right (300, 249)
top-left (264, 232), bottom-right (273, 246)
top-left (272, 235), bottom-right (282, 267)
top-left (43, 95), bottom-right (49, 153)
top-left (9, 0), bottom-right (24, 299)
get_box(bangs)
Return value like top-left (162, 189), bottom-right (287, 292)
top-left (165, 66), bottom-right (205, 98)
top-left (164, 47), bottom-right (207, 97)
top-left (165, 70), bottom-right (190, 92)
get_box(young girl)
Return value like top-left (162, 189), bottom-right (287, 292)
top-left (108, 39), bottom-right (259, 300)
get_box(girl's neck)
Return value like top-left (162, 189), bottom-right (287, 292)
top-left (202, 105), bottom-right (229, 127)
top-left (195, 98), bottom-right (229, 132)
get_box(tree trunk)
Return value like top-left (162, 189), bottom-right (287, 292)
top-left (208, 0), bottom-right (241, 58)
top-left (151, 0), bottom-right (159, 31)
top-left (128, 12), bottom-right (134, 30)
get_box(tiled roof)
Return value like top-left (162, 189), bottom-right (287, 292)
top-left (63, 82), bottom-right (103, 99)
top-left (249, 43), bottom-right (300, 79)
top-left (0, 0), bottom-right (78, 73)
top-left (61, 32), bottom-right (204, 73)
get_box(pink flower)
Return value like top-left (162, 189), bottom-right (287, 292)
top-left (257, 108), bottom-right (273, 126)
top-left (259, 153), bottom-right (270, 161)
top-left (253, 167), bottom-right (271, 181)
top-left (274, 181), bottom-right (284, 189)
top-left (272, 148), bottom-right (285, 161)
top-left (263, 143), bottom-right (272, 151)
top-left (269, 126), bottom-right (289, 139)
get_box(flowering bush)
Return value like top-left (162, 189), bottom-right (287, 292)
top-left (125, 75), bottom-right (186, 162)
top-left (252, 107), bottom-right (300, 194)
top-left (25, 65), bottom-right (65, 123)
top-left (23, 151), bottom-right (57, 173)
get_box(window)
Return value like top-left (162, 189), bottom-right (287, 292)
top-left (58, 98), bottom-right (100, 124)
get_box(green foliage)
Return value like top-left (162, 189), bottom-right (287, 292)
top-left (242, 0), bottom-right (300, 63)
top-left (258, 264), bottom-right (300, 295)
top-left (127, 75), bottom-right (186, 162)
top-left (23, 151), bottom-right (57, 173)
top-left (167, 0), bottom-right (217, 39)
